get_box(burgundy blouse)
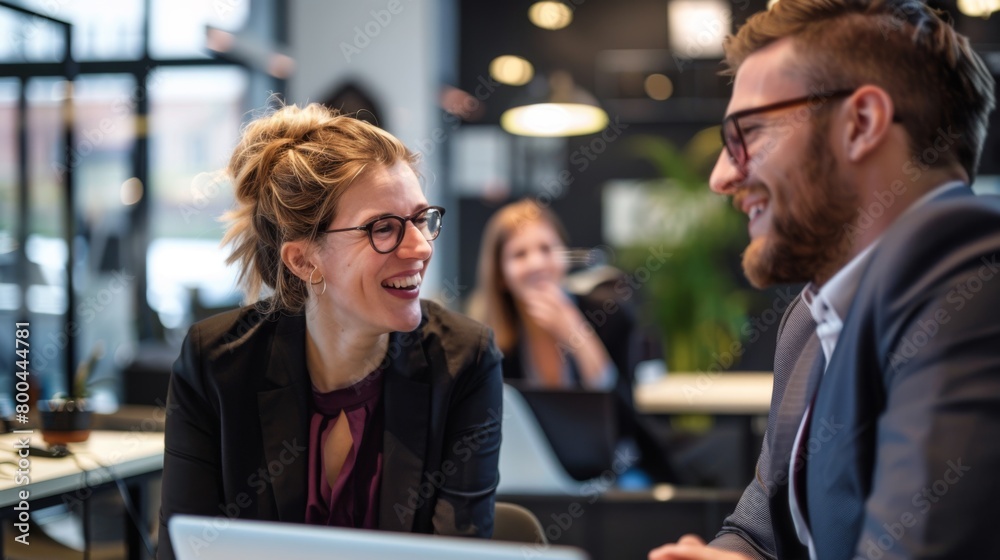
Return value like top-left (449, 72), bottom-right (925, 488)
top-left (304, 370), bottom-right (384, 528)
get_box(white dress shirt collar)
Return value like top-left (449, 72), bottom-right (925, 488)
top-left (801, 243), bottom-right (875, 366)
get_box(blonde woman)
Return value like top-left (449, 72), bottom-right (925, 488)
top-left (158, 104), bottom-right (502, 560)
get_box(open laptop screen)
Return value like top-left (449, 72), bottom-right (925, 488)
top-left (169, 514), bottom-right (588, 560)
top-left (507, 384), bottom-right (618, 481)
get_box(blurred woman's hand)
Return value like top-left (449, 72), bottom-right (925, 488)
top-left (520, 281), bottom-right (589, 347)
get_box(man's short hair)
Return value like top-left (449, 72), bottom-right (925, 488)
top-left (723, 0), bottom-right (995, 181)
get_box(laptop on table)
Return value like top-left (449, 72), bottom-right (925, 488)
top-left (169, 514), bottom-right (588, 560)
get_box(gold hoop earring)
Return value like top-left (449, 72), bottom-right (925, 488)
top-left (308, 265), bottom-right (326, 296)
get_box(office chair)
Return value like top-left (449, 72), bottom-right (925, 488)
top-left (492, 502), bottom-right (547, 545)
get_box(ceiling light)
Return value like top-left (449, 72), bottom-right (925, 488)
top-left (644, 74), bottom-right (674, 100)
top-left (490, 55), bottom-right (535, 86)
top-left (501, 71), bottom-right (609, 137)
top-left (120, 177), bottom-right (144, 205)
top-left (957, 0), bottom-right (1000, 17)
top-left (667, 0), bottom-right (729, 59)
top-left (529, 1), bottom-right (573, 30)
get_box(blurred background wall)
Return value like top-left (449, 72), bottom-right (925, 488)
top-left (1, 0), bottom-right (998, 409)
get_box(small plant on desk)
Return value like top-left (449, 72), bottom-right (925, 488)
top-left (40, 343), bottom-right (105, 445)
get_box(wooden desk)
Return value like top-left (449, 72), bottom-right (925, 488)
top-left (1, 430), bottom-right (164, 559)
top-left (635, 372), bottom-right (773, 415)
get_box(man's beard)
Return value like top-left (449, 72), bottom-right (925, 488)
top-left (742, 122), bottom-right (858, 288)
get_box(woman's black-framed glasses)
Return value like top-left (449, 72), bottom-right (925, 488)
top-left (720, 89), bottom-right (859, 172)
top-left (323, 206), bottom-right (446, 254)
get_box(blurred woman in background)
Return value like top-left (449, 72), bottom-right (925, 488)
top-left (469, 198), bottom-right (674, 483)
top-left (471, 199), bottom-right (620, 390)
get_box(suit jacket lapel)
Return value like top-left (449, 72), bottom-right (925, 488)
top-left (257, 313), bottom-right (310, 523)
top-left (771, 329), bottom-right (822, 488)
top-left (379, 328), bottom-right (431, 532)
top-left (770, 294), bottom-right (820, 482)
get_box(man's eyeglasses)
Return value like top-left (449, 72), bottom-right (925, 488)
top-left (323, 206), bottom-right (446, 254)
top-left (721, 89), bottom-right (886, 172)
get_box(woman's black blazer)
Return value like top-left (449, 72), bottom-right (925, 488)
top-left (157, 300), bottom-right (503, 560)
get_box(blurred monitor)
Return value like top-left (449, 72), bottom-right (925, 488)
top-left (507, 383), bottom-right (618, 481)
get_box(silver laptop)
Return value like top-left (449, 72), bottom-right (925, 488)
top-left (169, 514), bottom-right (589, 560)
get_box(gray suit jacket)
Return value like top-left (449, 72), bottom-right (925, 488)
top-left (157, 300), bottom-right (503, 560)
top-left (712, 187), bottom-right (1000, 559)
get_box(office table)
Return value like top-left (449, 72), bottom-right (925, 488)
top-left (635, 373), bottom-right (774, 481)
top-left (634, 372), bottom-right (773, 415)
top-left (1, 430), bottom-right (164, 559)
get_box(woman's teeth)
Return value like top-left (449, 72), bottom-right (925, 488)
top-left (382, 273), bottom-right (421, 289)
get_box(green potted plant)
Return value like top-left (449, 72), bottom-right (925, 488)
top-left (619, 133), bottom-right (753, 372)
top-left (39, 343), bottom-right (105, 445)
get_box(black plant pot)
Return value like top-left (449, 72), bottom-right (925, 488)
top-left (39, 399), bottom-right (92, 445)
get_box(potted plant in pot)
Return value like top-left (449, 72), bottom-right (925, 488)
top-left (39, 343), bottom-right (104, 445)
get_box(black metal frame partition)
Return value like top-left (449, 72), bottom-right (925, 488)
top-left (0, 0), bottom-right (268, 395)
top-left (1, 0), bottom-right (76, 394)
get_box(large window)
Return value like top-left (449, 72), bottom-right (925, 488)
top-left (148, 67), bottom-right (246, 329)
top-left (0, 78), bottom-right (22, 411)
top-left (28, 0), bottom-right (144, 60)
top-left (0, 0), bottom-right (276, 404)
top-left (0, 6), bottom-right (66, 62)
top-left (150, 0), bottom-right (248, 59)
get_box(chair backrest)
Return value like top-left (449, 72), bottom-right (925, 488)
top-left (498, 384), bottom-right (584, 495)
top-left (492, 502), bottom-right (547, 545)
